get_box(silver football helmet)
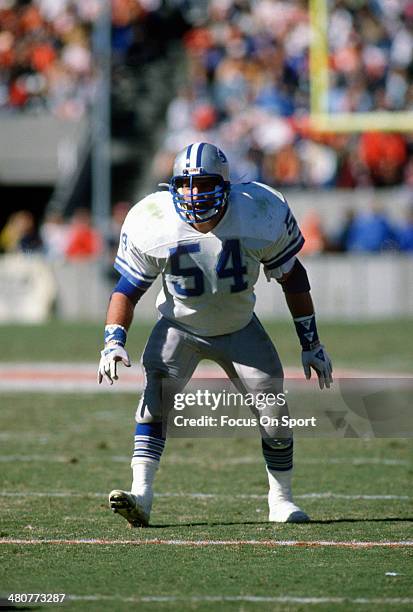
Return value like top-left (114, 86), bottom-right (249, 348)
top-left (169, 142), bottom-right (230, 224)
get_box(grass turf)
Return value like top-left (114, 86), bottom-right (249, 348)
top-left (0, 392), bottom-right (412, 610)
top-left (1, 318), bottom-right (413, 370)
top-left (1, 320), bottom-right (413, 610)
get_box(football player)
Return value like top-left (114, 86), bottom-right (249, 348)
top-left (98, 142), bottom-right (333, 527)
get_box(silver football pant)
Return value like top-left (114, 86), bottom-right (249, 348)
top-left (135, 315), bottom-right (290, 439)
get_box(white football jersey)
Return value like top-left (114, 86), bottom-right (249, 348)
top-left (115, 181), bottom-right (304, 336)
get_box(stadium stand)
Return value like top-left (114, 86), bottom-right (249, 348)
top-left (0, 0), bottom-right (96, 117)
top-left (1, 1), bottom-right (413, 260)
top-left (0, 0), bottom-right (190, 232)
top-left (153, 0), bottom-right (413, 189)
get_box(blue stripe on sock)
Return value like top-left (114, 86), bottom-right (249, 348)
top-left (134, 438), bottom-right (165, 451)
top-left (133, 423), bottom-right (166, 464)
top-left (135, 423), bottom-right (165, 440)
top-left (134, 442), bottom-right (165, 455)
top-left (133, 450), bottom-right (162, 460)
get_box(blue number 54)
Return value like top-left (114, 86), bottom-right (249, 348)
top-left (169, 239), bottom-right (247, 297)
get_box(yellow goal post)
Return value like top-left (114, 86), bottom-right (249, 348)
top-left (309, 0), bottom-right (413, 132)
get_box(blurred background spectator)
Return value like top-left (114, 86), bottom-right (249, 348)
top-left (299, 209), bottom-right (327, 256)
top-left (153, 0), bottom-right (413, 189)
top-left (345, 204), bottom-right (399, 252)
top-left (0, 209), bottom-right (42, 253)
top-left (0, 0), bottom-right (98, 119)
top-left (106, 200), bottom-right (130, 255)
top-left (64, 207), bottom-right (102, 259)
top-left (105, 200), bottom-right (130, 279)
top-left (2, 0), bottom-right (413, 190)
top-left (1, 0), bottom-right (413, 264)
top-left (40, 210), bottom-right (69, 259)
top-left (330, 208), bottom-right (356, 253)
top-left (396, 205), bottom-right (413, 252)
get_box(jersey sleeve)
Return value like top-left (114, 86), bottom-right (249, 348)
top-left (261, 206), bottom-right (305, 281)
top-left (114, 228), bottom-right (161, 291)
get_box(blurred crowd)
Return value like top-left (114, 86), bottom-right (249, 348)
top-left (300, 204), bottom-right (413, 255)
top-left (0, 201), bottom-right (130, 263)
top-left (0, 0), bottom-right (192, 119)
top-left (2, 0), bottom-right (413, 187)
top-left (0, 0), bottom-right (168, 118)
top-left (0, 0), bottom-right (101, 119)
top-left (153, 0), bottom-right (413, 188)
top-left (1, 201), bottom-right (413, 259)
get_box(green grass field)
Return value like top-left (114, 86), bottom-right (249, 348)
top-left (1, 321), bottom-right (412, 611)
top-left (2, 318), bottom-right (413, 370)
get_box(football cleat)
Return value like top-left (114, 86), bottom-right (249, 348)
top-left (108, 489), bottom-right (150, 527)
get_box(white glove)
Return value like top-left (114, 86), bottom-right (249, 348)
top-left (98, 345), bottom-right (131, 385)
top-left (301, 344), bottom-right (333, 389)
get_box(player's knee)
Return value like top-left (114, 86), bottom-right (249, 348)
top-left (136, 381), bottom-right (163, 423)
top-left (244, 372), bottom-right (284, 396)
top-left (268, 362), bottom-right (284, 384)
top-left (135, 411), bottom-right (160, 424)
top-left (136, 371), bottom-right (179, 423)
top-left (142, 321), bottom-right (185, 371)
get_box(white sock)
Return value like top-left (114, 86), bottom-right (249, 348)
top-left (131, 459), bottom-right (159, 513)
top-left (267, 466), bottom-right (294, 504)
top-left (267, 467), bottom-right (309, 522)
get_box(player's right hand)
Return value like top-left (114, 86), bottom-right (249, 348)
top-left (98, 346), bottom-right (131, 385)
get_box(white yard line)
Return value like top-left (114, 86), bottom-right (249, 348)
top-left (0, 491), bottom-right (410, 501)
top-left (0, 455), bottom-right (70, 462)
top-left (1, 538), bottom-right (412, 548)
top-left (66, 595), bottom-right (413, 605)
top-left (0, 433), bottom-right (51, 441)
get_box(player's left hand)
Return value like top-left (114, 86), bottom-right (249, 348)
top-left (98, 345), bottom-right (131, 385)
top-left (301, 344), bottom-right (333, 389)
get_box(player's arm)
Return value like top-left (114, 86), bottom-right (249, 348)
top-left (98, 222), bottom-right (161, 385)
top-left (97, 276), bottom-right (145, 385)
top-left (277, 259), bottom-right (333, 389)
